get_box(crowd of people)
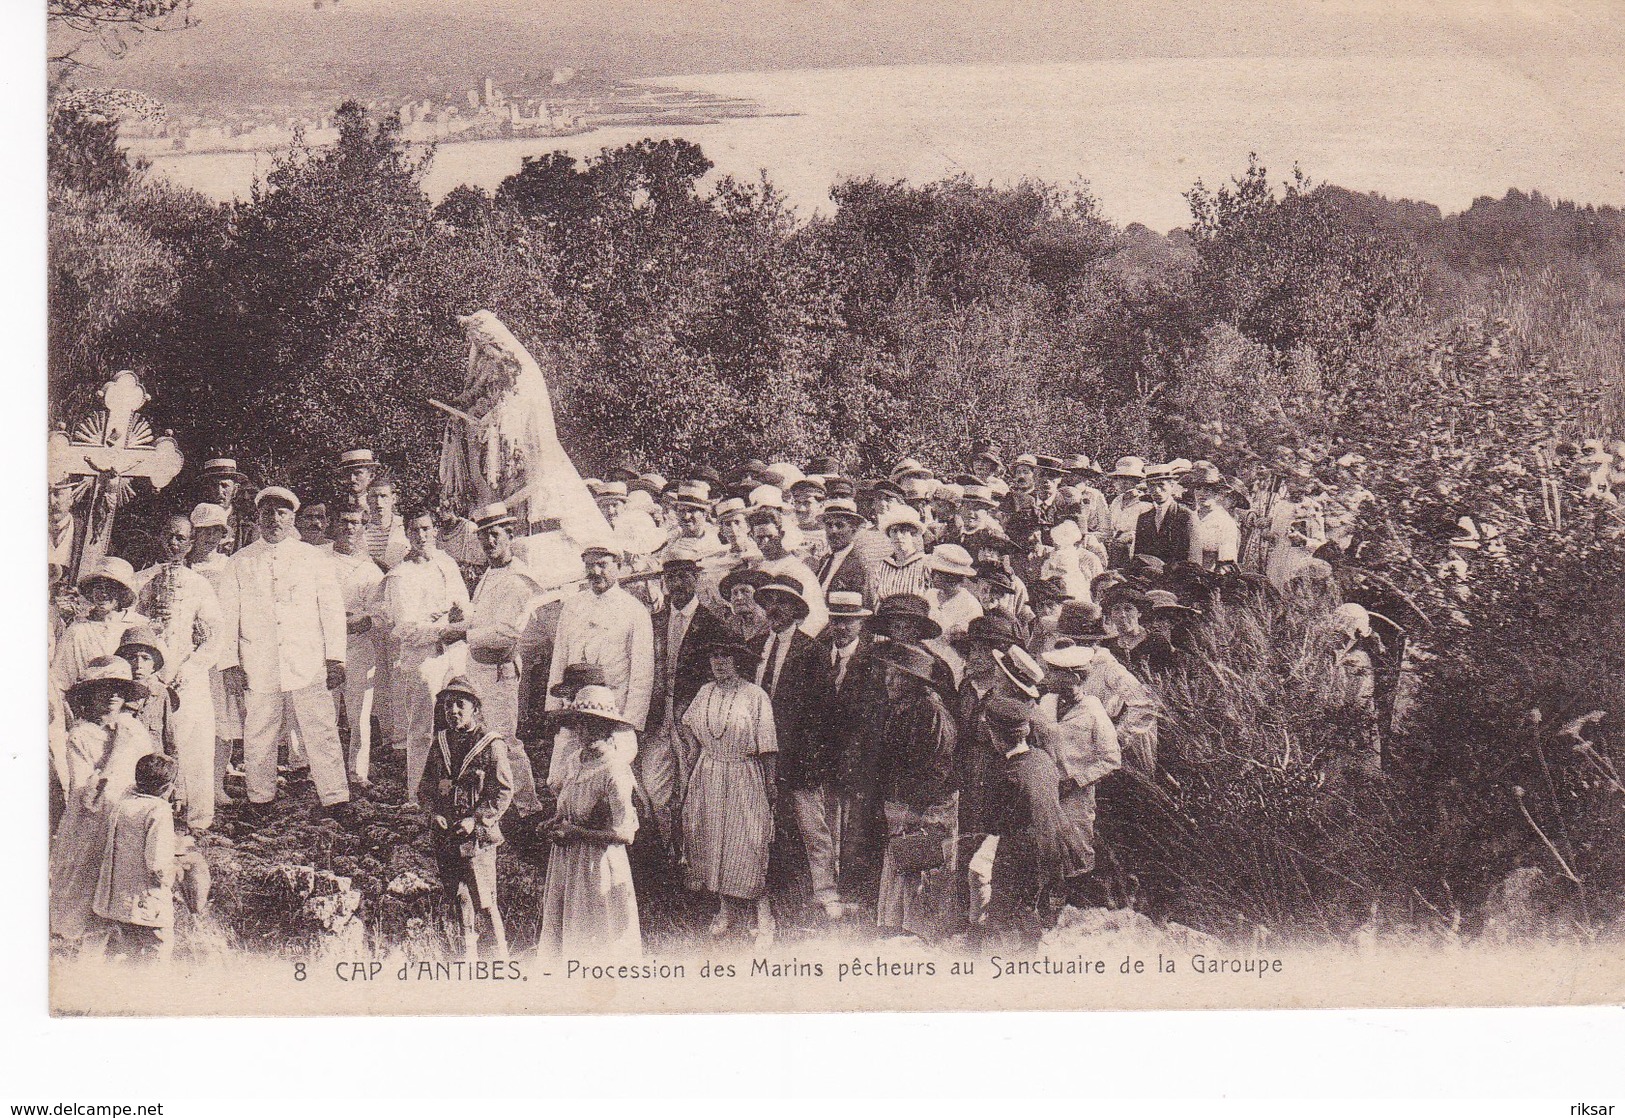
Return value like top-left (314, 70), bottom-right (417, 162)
top-left (47, 441), bottom-right (1398, 962)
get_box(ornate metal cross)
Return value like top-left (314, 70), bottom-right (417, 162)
top-left (48, 370), bottom-right (184, 584)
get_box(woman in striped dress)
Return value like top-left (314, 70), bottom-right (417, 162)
top-left (676, 639), bottom-right (778, 938)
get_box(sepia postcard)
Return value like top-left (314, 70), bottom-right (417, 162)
top-left (43, 0), bottom-right (1625, 1017)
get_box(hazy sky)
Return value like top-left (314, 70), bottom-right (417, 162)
top-left (73, 0), bottom-right (1625, 87)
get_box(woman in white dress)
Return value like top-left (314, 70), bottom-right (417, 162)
top-left (676, 639), bottom-right (778, 938)
top-left (538, 685), bottom-right (642, 961)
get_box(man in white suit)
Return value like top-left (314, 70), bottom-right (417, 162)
top-left (217, 487), bottom-right (351, 821)
top-left (545, 543), bottom-right (654, 733)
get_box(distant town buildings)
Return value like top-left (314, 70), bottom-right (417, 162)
top-left (113, 70), bottom-right (754, 158)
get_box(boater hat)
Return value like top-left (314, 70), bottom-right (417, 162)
top-left (1033, 454), bottom-right (1067, 477)
top-left (671, 481), bottom-right (713, 511)
top-left (753, 577), bottom-right (811, 620)
top-left (825, 590), bottom-right (872, 619)
top-left (1109, 456), bottom-right (1148, 480)
top-left (199, 458), bottom-right (249, 483)
top-left (331, 448), bottom-right (378, 473)
top-left (992, 645), bottom-right (1045, 699)
top-left (472, 501), bottom-right (519, 531)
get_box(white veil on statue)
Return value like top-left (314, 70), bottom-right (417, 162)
top-left (437, 310), bottom-right (612, 598)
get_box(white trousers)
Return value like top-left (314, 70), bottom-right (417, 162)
top-left (789, 785), bottom-right (843, 905)
top-left (341, 633), bottom-right (378, 782)
top-left (172, 673), bottom-right (217, 829)
top-left (466, 659), bottom-right (542, 815)
top-left (243, 683), bottom-right (349, 806)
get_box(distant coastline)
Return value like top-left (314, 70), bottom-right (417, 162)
top-left (121, 74), bottom-right (767, 160)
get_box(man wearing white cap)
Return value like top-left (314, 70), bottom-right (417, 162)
top-left (380, 504), bottom-right (473, 807)
top-left (135, 511), bottom-right (224, 829)
top-left (440, 502), bottom-right (546, 816)
top-left (216, 486), bottom-right (352, 818)
top-left (545, 542), bottom-right (654, 733)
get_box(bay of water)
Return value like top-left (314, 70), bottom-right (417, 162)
top-left (149, 56), bottom-right (1625, 230)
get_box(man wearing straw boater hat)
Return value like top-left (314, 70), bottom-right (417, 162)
top-left (331, 448), bottom-right (379, 506)
top-left (749, 576), bottom-right (844, 919)
top-left (1134, 462), bottom-right (1196, 566)
top-left (643, 555), bottom-right (728, 849)
top-left (813, 496), bottom-right (873, 606)
top-left (197, 457), bottom-right (253, 554)
top-left (216, 485), bottom-right (353, 823)
top-left (441, 502), bottom-right (547, 819)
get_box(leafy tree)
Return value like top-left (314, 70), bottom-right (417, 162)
top-left (149, 102), bottom-right (433, 472)
top-left (1185, 155), bottom-right (1427, 372)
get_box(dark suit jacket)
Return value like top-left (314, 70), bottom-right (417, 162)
top-left (1133, 502), bottom-right (1196, 565)
top-left (649, 600), bottom-right (730, 730)
top-left (750, 627), bottom-right (836, 790)
top-left (819, 632), bottom-right (880, 792)
top-left (816, 544), bottom-right (872, 606)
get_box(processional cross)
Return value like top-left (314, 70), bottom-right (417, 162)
top-left (48, 370), bottom-right (184, 584)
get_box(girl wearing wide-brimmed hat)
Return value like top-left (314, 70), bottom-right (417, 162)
top-left (49, 557), bottom-right (145, 718)
top-left (538, 685), bottom-right (643, 962)
top-left (422, 677), bottom-right (515, 961)
top-left (676, 638), bottom-right (778, 942)
top-left (50, 656), bottom-right (158, 948)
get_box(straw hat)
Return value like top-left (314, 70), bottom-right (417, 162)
top-left (1109, 456), bottom-right (1147, 480)
top-left (927, 543), bottom-right (977, 578)
top-left (877, 505), bottom-right (926, 534)
top-left (115, 624), bottom-right (168, 673)
top-left (992, 645), bottom-right (1045, 699)
top-left (189, 503), bottom-right (229, 529)
top-left (568, 684), bottom-right (636, 727)
top-left (472, 502), bottom-right (519, 531)
top-left (66, 655), bottom-right (147, 706)
top-left (78, 557), bottom-right (139, 611)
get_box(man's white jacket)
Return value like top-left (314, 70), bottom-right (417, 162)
top-left (217, 536), bottom-right (347, 693)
